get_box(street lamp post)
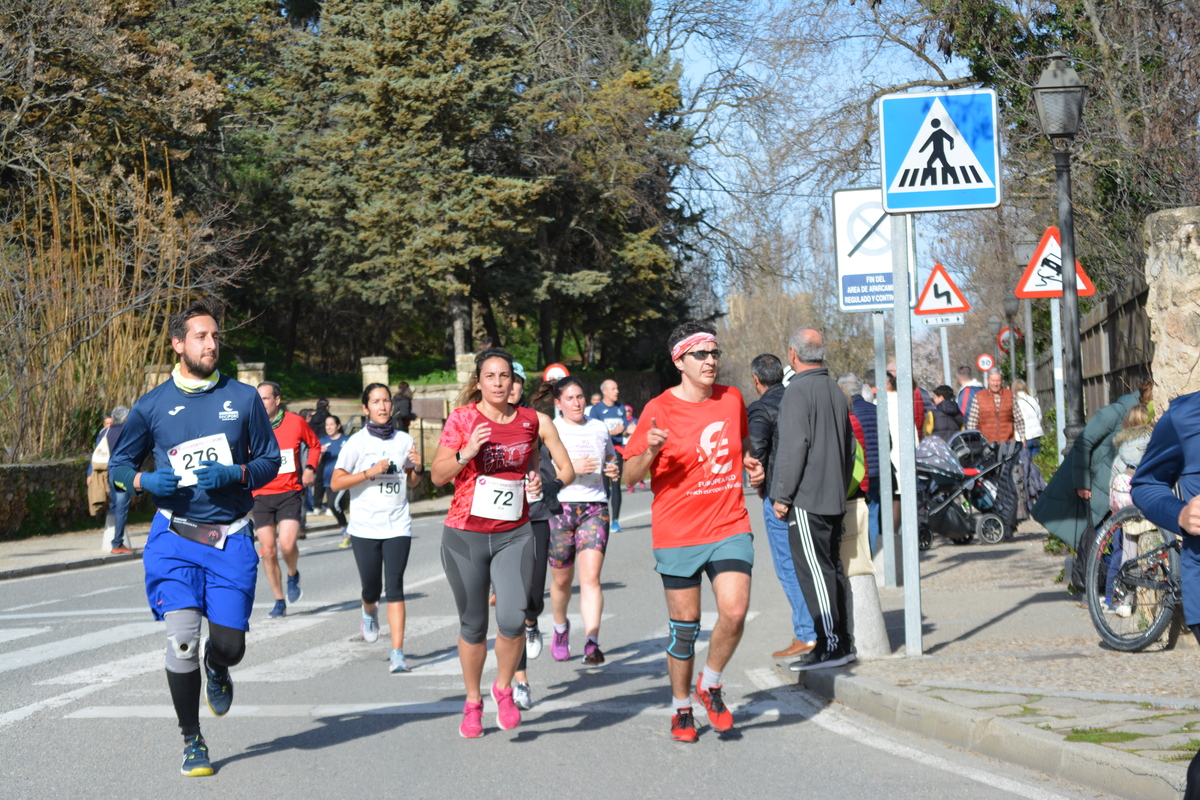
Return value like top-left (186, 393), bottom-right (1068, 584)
top-left (988, 315), bottom-right (1003, 367)
top-left (1032, 51), bottom-right (1088, 447)
top-left (1003, 295), bottom-right (1021, 386)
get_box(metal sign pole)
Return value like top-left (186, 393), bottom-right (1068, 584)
top-left (1024, 298), bottom-right (1036, 395)
top-left (939, 325), bottom-right (952, 386)
top-left (874, 311), bottom-right (897, 588)
top-left (1051, 299), bottom-right (1067, 463)
top-left (892, 213), bottom-right (922, 657)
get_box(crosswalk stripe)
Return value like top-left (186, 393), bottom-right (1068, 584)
top-left (37, 615), bottom-right (330, 686)
top-left (0, 622), bottom-right (162, 674)
top-left (0, 628), bottom-right (50, 644)
top-left (65, 698), bottom-right (799, 719)
top-left (0, 608), bottom-right (152, 620)
top-left (237, 616), bottom-right (459, 682)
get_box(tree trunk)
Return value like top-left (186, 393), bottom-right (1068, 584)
top-left (450, 293), bottom-right (471, 358)
top-left (539, 297), bottom-right (555, 367)
top-left (554, 307), bottom-right (566, 364)
top-left (284, 295), bottom-right (300, 369)
top-left (474, 283), bottom-right (501, 348)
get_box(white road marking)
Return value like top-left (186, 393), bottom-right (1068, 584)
top-left (0, 622), bottom-right (162, 674)
top-left (39, 614), bottom-right (331, 686)
top-left (405, 572), bottom-right (447, 591)
top-left (743, 669), bottom-right (1069, 800)
top-left (79, 585), bottom-right (134, 598)
top-left (65, 697), bottom-right (796, 720)
top-left (1, 685), bottom-right (110, 729)
top-left (0, 627), bottom-right (51, 644)
top-left (237, 616), bottom-right (459, 682)
top-left (0, 608), bottom-right (150, 620)
top-left (3, 599), bottom-right (64, 612)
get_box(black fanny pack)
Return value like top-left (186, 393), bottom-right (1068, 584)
top-left (168, 515), bottom-right (251, 550)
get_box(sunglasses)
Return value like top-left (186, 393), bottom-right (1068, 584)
top-left (685, 349), bottom-right (722, 361)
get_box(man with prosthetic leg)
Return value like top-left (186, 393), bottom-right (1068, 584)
top-left (623, 322), bottom-right (763, 742)
top-left (109, 299), bottom-right (280, 777)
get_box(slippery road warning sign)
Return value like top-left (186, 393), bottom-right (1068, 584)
top-left (880, 89), bottom-right (1002, 213)
top-left (914, 264), bottom-right (971, 315)
top-left (1015, 226), bottom-right (1096, 298)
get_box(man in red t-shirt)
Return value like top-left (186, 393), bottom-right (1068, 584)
top-left (623, 322), bottom-right (764, 743)
top-left (253, 382), bottom-right (320, 617)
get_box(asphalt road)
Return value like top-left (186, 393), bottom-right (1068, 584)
top-left (0, 488), bottom-right (1116, 799)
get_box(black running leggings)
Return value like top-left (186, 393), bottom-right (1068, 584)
top-left (517, 519), bottom-right (551, 673)
top-left (351, 536), bottom-right (412, 604)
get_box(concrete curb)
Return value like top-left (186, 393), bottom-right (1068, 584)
top-left (783, 666), bottom-right (1187, 800)
top-left (0, 506), bottom-right (449, 581)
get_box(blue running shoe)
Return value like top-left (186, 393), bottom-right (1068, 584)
top-left (268, 599), bottom-right (286, 618)
top-left (181, 735), bottom-right (213, 777)
top-left (203, 640), bottom-right (233, 717)
top-left (611, 521), bottom-right (622, 533)
top-left (389, 649), bottom-right (409, 673)
top-left (286, 571), bottom-right (302, 604)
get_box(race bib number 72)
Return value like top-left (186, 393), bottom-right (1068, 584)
top-left (470, 476), bottom-right (523, 522)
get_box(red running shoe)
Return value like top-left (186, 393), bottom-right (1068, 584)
top-left (694, 675), bottom-right (734, 731)
top-left (670, 707), bottom-right (698, 742)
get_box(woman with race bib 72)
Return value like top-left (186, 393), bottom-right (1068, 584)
top-left (431, 348), bottom-right (542, 738)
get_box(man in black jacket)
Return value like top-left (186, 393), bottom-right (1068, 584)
top-left (771, 328), bottom-right (857, 671)
top-left (748, 354), bottom-right (816, 659)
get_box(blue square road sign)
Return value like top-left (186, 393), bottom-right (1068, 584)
top-left (879, 89), bottom-right (1001, 213)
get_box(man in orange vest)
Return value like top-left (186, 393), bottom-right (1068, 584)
top-left (966, 369), bottom-right (1026, 444)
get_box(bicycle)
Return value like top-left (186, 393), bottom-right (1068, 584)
top-left (1084, 504), bottom-right (1181, 651)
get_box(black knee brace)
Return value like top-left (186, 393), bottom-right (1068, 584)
top-left (207, 622), bottom-right (247, 668)
top-left (666, 619), bottom-right (701, 660)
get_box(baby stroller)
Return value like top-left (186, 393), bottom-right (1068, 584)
top-left (915, 431), bottom-right (1023, 550)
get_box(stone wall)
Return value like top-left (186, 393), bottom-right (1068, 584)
top-left (0, 459), bottom-right (90, 538)
top-left (1144, 207), bottom-right (1200, 412)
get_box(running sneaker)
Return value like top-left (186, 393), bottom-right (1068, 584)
top-left (551, 620), bottom-right (570, 661)
top-left (670, 707), bottom-right (698, 743)
top-left (180, 734), bottom-right (214, 777)
top-left (268, 599), bottom-right (286, 618)
top-left (611, 521), bottom-right (622, 533)
top-left (789, 645), bottom-right (857, 672)
top-left (389, 649), bottom-right (409, 673)
top-left (460, 701), bottom-right (484, 739)
top-left (286, 571), bottom-right (302, 604)
top-left (491, 681), bottom-right (521, 731)
top-left (362, 609), bottom-right (380, 643)
top-left (202, 640), bottom-right (233, 717)
top-left (525, 624), bottom-right (543, 660)
top-left (513, 681), bottom-right (533, 710)
top-left (693, 675), bottom-right (733, 731)
top-left (338, 530), bottom-right (352, 549)
top-left (111, 545), bottom-right (133, 555)
top-left (583, 640), bottom-right (605, 666)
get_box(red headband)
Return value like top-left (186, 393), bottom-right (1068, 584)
top-left (671, 332), bottom-right (717, 362)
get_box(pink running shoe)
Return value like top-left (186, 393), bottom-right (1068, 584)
top-left (460, 700), bottom-right (484, 738)
top-left (551, 620), bottom-right (570, 661)
top-left (491, 681), bottom-right (521, 731)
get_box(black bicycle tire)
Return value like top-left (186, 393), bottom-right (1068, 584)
top-left (1085, 505), bottom-right (1176, 651)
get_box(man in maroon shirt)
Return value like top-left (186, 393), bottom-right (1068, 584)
top-left (253, 381), bottom-right (321, 617)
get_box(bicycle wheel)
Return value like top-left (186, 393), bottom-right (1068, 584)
top-left (1085, 505), bottom-right (1177, 651)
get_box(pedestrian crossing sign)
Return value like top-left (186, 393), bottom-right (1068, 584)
top-left (879, 89), bottom-right (1001, 213)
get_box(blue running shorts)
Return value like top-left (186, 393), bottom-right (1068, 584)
top-left (143, 511), bottom-right (259, 631)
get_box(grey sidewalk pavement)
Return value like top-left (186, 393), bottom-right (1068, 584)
top-left (775, 519), bottom-right (1194, 800)
top-left (0, 494), bottom-right (452, 580)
